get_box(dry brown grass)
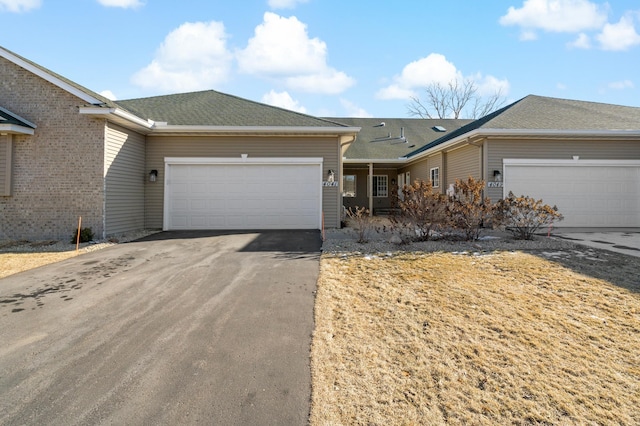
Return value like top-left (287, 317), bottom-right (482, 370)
top-left (311, 251), bottom-right (640, 425)
top-left (0, 252), bottom-right (79, 279)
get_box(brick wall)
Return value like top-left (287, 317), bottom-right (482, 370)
top-left (0, 57), bottom-right (106, 240)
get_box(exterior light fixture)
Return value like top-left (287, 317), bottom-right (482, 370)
top-left (327, 169), bottom-right (335, 182)
top-left (493, 170), bottom-right (502, 182)
top-left (149, 170), bottom-right (158, 182)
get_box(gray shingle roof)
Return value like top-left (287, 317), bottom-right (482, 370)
top-left (0, 107), bottom-right (35, 128)
top-left (116, 91), bottom-right (350, 127)
top-left (484, 95), bottom-right (640, 130)
top-left (323, 117), bottom-right (473, 160)
top-left (405, 95), bottom-right (640, 158)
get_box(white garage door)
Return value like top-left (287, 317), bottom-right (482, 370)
top-left (504, 159), bottom-right (640, 227)
top-left (164, 158), bottom-right (322, 230)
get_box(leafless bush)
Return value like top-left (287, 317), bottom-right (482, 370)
top-left (445, 177), bottom-right (493, 241)
top-left (391, 180), bottom-right (446, 241)
top-left (345, 206), bottom-right (374, 243)
top-left (494, 191), bottom-right (564, 240)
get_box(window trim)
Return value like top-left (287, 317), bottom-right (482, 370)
top-left (372, 174), bottom-right (388, 198)
top-left (430, 167), bottom-right (440, 188)
top-left (342, 174), bottom-right (356, 197)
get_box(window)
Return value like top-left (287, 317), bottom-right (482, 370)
top-left (342, 175), bottom-right (356, 197)
top-left (372, 175), bottom-right (388, 197)
top-left (430, 167), bottom-right (440, 188)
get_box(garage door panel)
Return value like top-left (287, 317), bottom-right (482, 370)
top-left (505, 162), bottom-right (640, 227)
top-left (166, 162), bottom-right (321, 230)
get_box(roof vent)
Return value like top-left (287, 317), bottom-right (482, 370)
top-left (433, 125), bottom-right (446, 132)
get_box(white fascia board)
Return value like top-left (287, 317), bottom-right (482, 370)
top-left (79, 107), bottom-right (153, 130)
top-left (0, 47), bottom-right (102, 105)
top-left (165, 156), bottom-right (324, 165)
top-left (0, 106), bottom-right (37, 129)
top-left (482, 128), bottom-right (640, 138)
top-left (504, 159), bottom-right (640, 167)
top-left (343, 158), bottom-right (407, 164)
top-left (150, 125), bottom-right (360, 135)
top-left (0, 124), bottom-right (35, 135)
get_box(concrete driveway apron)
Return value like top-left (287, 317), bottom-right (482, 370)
top-left (551, 230), bottom-right (640, 258)
top-left (0, 230), bottom-right (321, 425)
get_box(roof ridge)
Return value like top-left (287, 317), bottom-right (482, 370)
top-left (118, 89), bottom-right (350, 127)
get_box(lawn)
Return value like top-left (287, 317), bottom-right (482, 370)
top-left (311, 250), bottom-right (640, 425)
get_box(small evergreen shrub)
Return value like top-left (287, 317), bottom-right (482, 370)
top-left (72, 227), bottom-right (94, 244)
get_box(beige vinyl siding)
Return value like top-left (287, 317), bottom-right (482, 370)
top-left (445, 144), bottom-right (481, 189)
top-left (404, 152), bottom-right (444, 191)
top-left (104, 123), bottom-right (145, 235)
top-left (0, 135), bottom-right (11, 196)
top-left (146, 135), bottom-right (341, 229)
top-left (486, 138), bottom-right (640, 202)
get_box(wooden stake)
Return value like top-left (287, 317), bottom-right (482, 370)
top-left (76, 216), bottom-right (82, 252)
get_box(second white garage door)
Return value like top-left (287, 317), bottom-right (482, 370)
top-left (164, 158), bottom-right (322, 230)
top-left (504, 159), bottom-right (640, 227)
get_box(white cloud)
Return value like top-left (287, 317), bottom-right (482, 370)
top-left (376, 53), bottom-right (461, 100)
top-left (557, 82), bottom-right (568, 90)
top-left (608, 79), bottom-right (634, 89)
top-left (261, 90), bottom-right (307, 113)
top-left (339, 99), bottom-right (372, 118)
top-left (0, 0), bottom-right (40, 12)
top-left (131, 21), bottom-right (232, 93)
top-left (100, 90), bottom-right (117, 100)
top-left (96, 0), bottom-right (144, 8)
top-left (473, 74), bottom-right (511, 97)
top-left (267, 0), bottom-right (308, 9)
top-left (377, 54), bottom-right (510, 109)
top-left (596, 14), bottom-right (640, 51)
top-left (568, 32), bottom-right (591, 48)
top-left (236, 12), bottom-right (355, 94)
top-left (500, 0), bottom-right (608, 38)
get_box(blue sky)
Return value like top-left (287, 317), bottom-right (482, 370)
top-left (1, 0), bottom-right (639, 117)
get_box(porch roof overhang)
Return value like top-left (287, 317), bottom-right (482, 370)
top-left (0, 106), bottom-right (36, 135)
top-left (343, 157), bottom-right (408, 169)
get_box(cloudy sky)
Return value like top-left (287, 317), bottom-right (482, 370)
top-left (1, 0), bottom-right (638, 117)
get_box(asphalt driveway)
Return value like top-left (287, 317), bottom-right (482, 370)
top-left (0, 230), bottom-right (322, 425)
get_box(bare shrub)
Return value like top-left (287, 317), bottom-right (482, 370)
top-left (345, 206), bottom-right (374, 243)
top-left (445, 177), bottom-right (493, 241)
top-left (391, 180), bottom-right (446, 241)
top-left (495, 191), bottom-right (564, 240)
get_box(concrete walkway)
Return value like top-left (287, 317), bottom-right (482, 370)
top-left (551, 229), bottom-right (640, 258)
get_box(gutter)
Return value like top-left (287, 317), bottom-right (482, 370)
top-left (148, 124), bottom-right (361, 136)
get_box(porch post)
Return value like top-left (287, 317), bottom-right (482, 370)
top-left (368, 162), bottom-right (373, 216)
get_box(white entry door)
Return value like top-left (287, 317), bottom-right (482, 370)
top-left (164, 158), bottom-right (322, 230)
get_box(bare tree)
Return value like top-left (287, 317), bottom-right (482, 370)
top-left (407, 79), bottom-right (505, 119)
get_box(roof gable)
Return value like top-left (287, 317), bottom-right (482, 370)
top-left (0, 45), bottom-right (117, 107)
